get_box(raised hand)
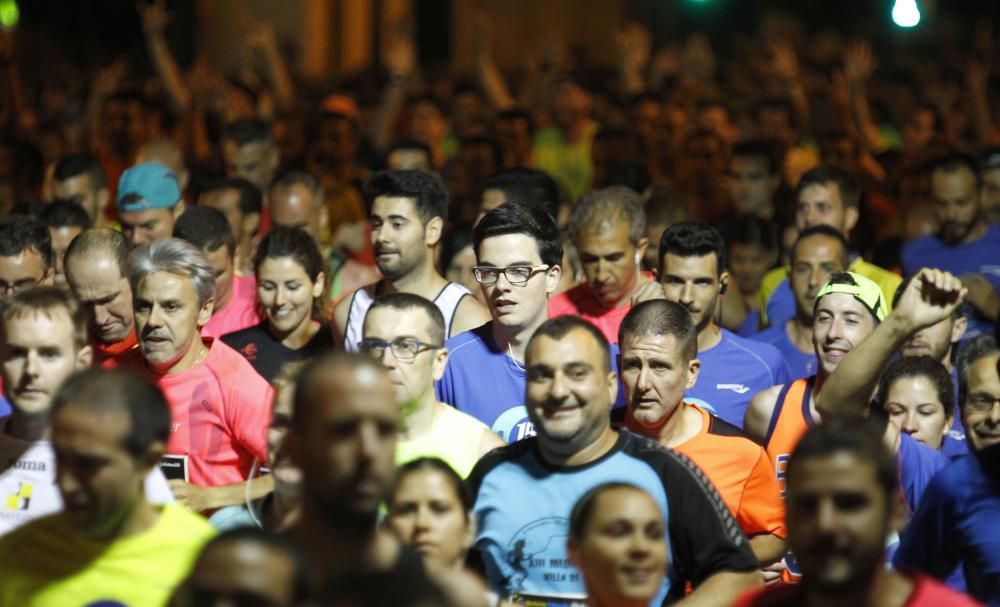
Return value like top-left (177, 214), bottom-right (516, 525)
top-left (843, 40), bottom-right (877, 84)
top-left (768, 38), bottom-right (799, 81)
top-left (616, 22), bottom-right (652, 75)
top-left (894, 268), bottom-right (967, 332)
top-left (137, 0), bottom-right (170, 35)
top-left (384, 26), bottom-right (416, 77)
top-left (93, 59), bottom-right (128, 97)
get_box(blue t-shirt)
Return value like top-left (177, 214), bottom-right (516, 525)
top-left (893, 444), bottom-right (1000, 605)
top-left (685, 328), bottom-right (791, 427)
top-left (468, 431), bottom-right (757, 605)
top-left (437, 323), bottom-right (626, 444)
top-left (0, 397), bottom-right (9, 419)
top-left (763, 279), bottom-right (797, 333)
top-left (902, 225), bottom-right (1000, 339)
top-left (941, 367), bottom-right (970, 459)
top-left (751, 322), bottom-right (818, 381)
top-left (736, 309), bottom-right (760, 337)
top-left (898, 431), bottom-right (947, 517)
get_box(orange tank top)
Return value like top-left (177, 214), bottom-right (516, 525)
top-left (763, 376), bottom-right (816, 583)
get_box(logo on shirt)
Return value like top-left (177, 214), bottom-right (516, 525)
top-left (506, 517), bottom-right (579, 591)
top-left (716, 383), bottom-right (750, 394)
top-left (492, 406), bottom-right (536, 443)
top-left (4, 482), bottom-right (32, 511)
top-left (241, 343), bottom-right (258, 361)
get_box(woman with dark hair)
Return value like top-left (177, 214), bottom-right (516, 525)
top-left (385, 458), bottom-right (475, 572)
top-left (877, 355), bottom-right (959, 453)
top-left (222, 227), bottom-right (334, 382)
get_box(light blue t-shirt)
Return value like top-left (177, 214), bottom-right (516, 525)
top-left (685, 328), bottom-right (791, 427)
top-left (751, 322), bottom-right (818, 381)
top-left (436, 323), bottom-right (626, 443)
top-left (468, 431), bottom-right (756, 605)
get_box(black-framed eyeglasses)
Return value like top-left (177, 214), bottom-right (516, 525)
top-left (473, 265), bottom-right (549, 286)
top-left (358, 337), bottom-right (439, 361)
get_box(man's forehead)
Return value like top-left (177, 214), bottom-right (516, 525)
top-left (799, 182), bottom-right (842, 207)
top-left (528, 329), bottom-right (602, 364)
top-left (662, 252), bottom-right (718, 276)
top-left (372, 196), bottom-right (420, 217)
top-left (364, 307), bottom-right (434, 341)
top-left (794, 235), bottom-right (845, 261)
top-left (788, 452), bottom-right (879, 492)
top-left (968, 354), bottom-right (1000, 389)
top-left (621, 333), bottom-right (681, 358)
top-left (477, 233), bottom-right (542, 263)
top-left (816, 291), bottom-right (869, 316)
top-left (137, 271), bottom-right (196, 295)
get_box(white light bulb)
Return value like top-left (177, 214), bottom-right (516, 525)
top-left (892, 0), bottom-right (921, 28)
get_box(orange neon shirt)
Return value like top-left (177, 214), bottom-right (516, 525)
top-left (674, 404), bottom-right (787, 540)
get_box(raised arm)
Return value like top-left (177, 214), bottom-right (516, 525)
top-left (247, 21), bottom-right (295, 113)
top-left (815, 269), bottom-right (966, 419)
top-left (138, 0), bottom-right (191, 115)
top-left (843, 41), bottom-right (886, 154)
top-left (616, 23), bottom-right (652, 97)
top-left (369, 27), bottom-right (416, 155)
top-left (474, 10), bottom-right (515, 112)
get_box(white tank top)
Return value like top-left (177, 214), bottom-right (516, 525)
top-left (344, 281), bottom-right (472, 351)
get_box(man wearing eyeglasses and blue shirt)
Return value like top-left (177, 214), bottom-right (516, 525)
top-left (360, 292), bottom-right (504, 478)
top-left (437, 203), bottom-right (627, 443)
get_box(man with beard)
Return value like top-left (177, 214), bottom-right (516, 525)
top-left (659, 222), bottom-right (790, 427)
top-left (752, 226), bottom-right (849, 380)
top-left (734, 421), bottom-right (978, 607)
top-left (336, 170), bottom-right (489, 350)
top-left (903, 152), bottom-right (1000, 335)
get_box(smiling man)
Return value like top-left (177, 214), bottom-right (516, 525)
top-left (892, 335), bottom-right (1000, 604)
top-left (469, 315), bottom-right (760, 605)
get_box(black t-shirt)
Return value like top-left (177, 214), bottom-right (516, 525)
top-left (221, 321), bottom-right (335, 382)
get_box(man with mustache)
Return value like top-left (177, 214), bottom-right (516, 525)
top-left (752, 226), bottom-right (849, 380)
top-left (735, 421), bottom-right (978, 607)
top-left (114, 238), bottom-right (273, 514)
top-left (903, 152), bottom-right (1000, 337)
top-left (335, 170), bottom-right (490, 350)
top-left (659, 222), bottom-right (790, 427)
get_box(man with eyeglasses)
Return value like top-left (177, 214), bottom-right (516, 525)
top-left (0, 216), bottom-right (54, 303)
top-left (360, 292), bottom-right (503, 477)
top-left (437, 203), bottom-right (625, 443)
top-left (892, 334), bottom-right (1000, 603)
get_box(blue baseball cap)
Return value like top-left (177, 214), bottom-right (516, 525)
top-left (116, 162), bottom-right (181, 212)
